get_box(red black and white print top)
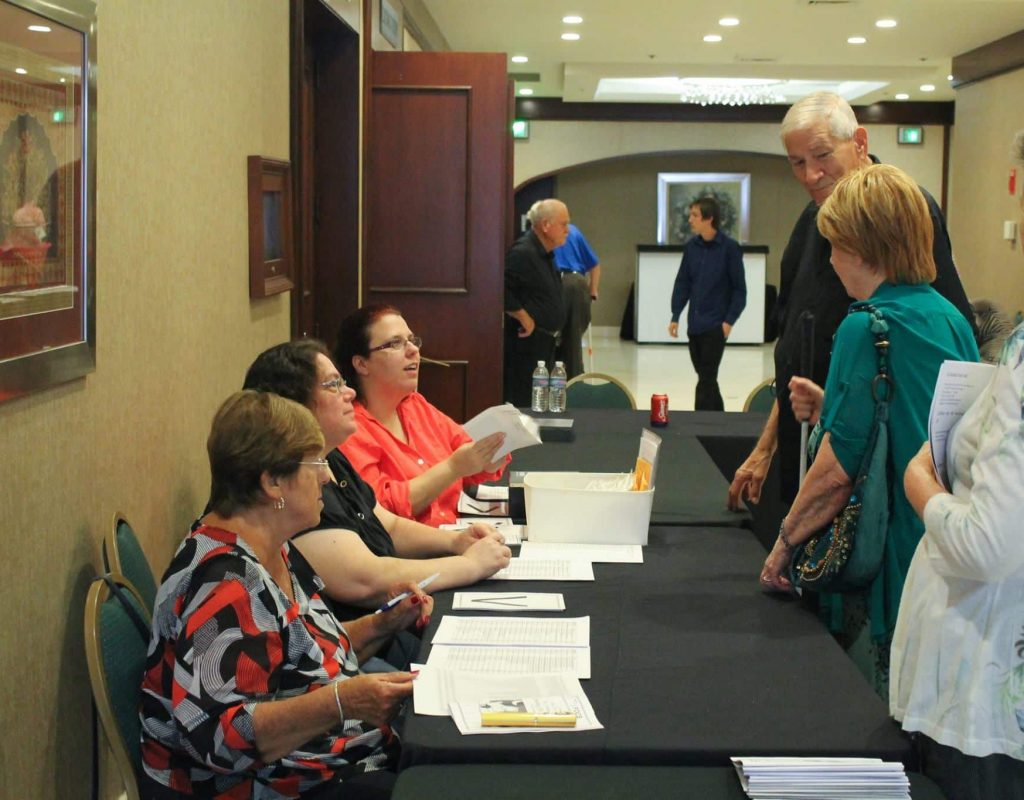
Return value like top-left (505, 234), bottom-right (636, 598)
top-left (139, 524), bottom-right (396, 799)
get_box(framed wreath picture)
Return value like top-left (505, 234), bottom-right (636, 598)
top-left (656, 172), bottom-right (750, 245)
top-left (0, 0), bottom-right (96, 403)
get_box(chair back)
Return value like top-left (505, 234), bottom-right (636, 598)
top-left (565, 372), bottom-right (637, 410)
top-left (84, 573), bottom-right (151, 800)
top-left (104, 513), bottom-right (158, 613)
top-left (743, 379), bottom-right (776, 413)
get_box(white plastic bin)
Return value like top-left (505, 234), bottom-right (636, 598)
top-left (523, 472), bottom-right (653, 545)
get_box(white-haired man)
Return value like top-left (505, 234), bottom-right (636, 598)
top-left (503, 199), bottom-right (569, 406)
top-left (728, 92), bottom-right (975, 511)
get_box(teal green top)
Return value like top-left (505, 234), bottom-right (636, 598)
top-left (818, 282), bottom-right (978, 640)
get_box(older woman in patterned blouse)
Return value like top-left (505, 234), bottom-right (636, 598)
top-left (139, 391), bottom-right (431, 800)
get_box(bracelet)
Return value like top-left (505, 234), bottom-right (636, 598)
top-left (778, 519), bottom-right (794, 550)
top-left (332, 680), bottom-right (345, 727)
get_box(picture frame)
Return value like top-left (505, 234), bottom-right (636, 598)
top-left (247, 155), bottom-right (294, 299)
top-left (656, 172), bottom-right (751, 245)
top-left (379, 0), bottom-right (402, 50)
top-left (0, 0), bottom-right (96, 404)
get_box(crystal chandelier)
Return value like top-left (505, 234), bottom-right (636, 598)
top-left (678, 77), bottom-right (785, 106)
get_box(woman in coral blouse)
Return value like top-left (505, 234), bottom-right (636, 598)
top-left (334, 304), bottom-right (509, 526)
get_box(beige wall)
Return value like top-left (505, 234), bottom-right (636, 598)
top-left (515, 120), bottom-right (948, 200)
top-left (556, 152), bottom-right (811, 327)
top-left (0, 2), bottom-right (290, 798)
top-left (947, 66), bottom-right (1024, 317)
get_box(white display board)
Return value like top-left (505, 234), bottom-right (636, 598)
top-left (635, 246), bottom-right (766, 344)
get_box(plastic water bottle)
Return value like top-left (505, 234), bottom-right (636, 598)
top-left (531, 361), bottom-right (549, 412)
top-left (549, 361), bottom-right (567, 413)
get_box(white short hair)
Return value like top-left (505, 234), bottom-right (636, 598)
top-left (527, 198), bottom-right (563, 226)
top-left (780, 92), bottom-right (859, 143)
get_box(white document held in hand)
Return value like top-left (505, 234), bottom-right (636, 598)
top-left (462, 403), bottom-right (542, 461)
top-left (488, 558), bottom-right (594, 581)
top-left (927, 360), bottom-right (994, 490)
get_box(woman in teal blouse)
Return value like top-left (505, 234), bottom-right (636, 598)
top-left (759, 164), bottom-right (978, 697)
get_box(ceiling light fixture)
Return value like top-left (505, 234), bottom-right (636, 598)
top-left (847, 36), bottom-right (867, 45)
top-left (947, 74), bottom-right (954, 81)
top-left (562, 15), bottom-right (582, 24)
top-left (920, 84), bottom-right (935, 92)
top-left (875, 19), bottom-right (897, 29)
top-left (895, 93), bottom-right (910, 100)
top-left (679, 77), bottom-right (784, 106)
top-left (719, 17), bottom-right (739, 26)
top-left (703, 34), bottom-right (723, 43)
top-left (28, 24), bottom-right (51, 32)
top-left (511, 55), bottom-right (529, 63)
top-left (519, 87), bottom-right (534, 96)
top-left (15, 67), bottom-right (27, 75)
top-left (561, 32), bottom-right (580, 41)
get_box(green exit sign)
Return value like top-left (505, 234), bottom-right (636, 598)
top-left (897, 126), bottom-right (923, 145)
top-left (511, 119), bottom-right (530, 139)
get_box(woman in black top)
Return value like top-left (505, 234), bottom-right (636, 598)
top-left (243, 340), bottom-right (511, 620)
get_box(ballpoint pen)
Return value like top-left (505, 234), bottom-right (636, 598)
top-left (375, 572), bottom-right (440, 614)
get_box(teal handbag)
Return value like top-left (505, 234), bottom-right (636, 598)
top-left (790, 306), bottom-right (892, 592)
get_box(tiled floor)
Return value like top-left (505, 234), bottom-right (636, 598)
top-left (584, 326), bottom-right (775, 412)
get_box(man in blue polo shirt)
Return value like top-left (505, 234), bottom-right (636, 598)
top-left (553, 223), bottom-right (601, 378)
top-left (668, 197), bottom-right (747, 411)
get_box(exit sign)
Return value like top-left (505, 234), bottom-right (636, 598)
top-left (511, 119), bottom-right (530, 139)
top-left (897, 126), bottom-right (924, 145)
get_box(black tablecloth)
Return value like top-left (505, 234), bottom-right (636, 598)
top-left (513, 409), bottom-right (766, 527)
top-left (393, 765), bottom-right (948, 800)
top-left (400, 527), bottom-right (911, 769)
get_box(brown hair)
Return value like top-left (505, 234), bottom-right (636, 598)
top-left (243, 339), bottom-right (331, 408)
top-left (817, 163), bottom-right (936, 285)
top-left (207, 390), bottom-right (324, 516)
top-left (333, 303), bottom-right (402, 393)
top-left (690, 197), bottom-right (721, 230)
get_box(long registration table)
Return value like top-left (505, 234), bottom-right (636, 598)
top-left (400, 526), bottom-right (912, 769)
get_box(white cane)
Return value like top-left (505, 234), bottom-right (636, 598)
top-left (798, 311), bottom-right (815, 486)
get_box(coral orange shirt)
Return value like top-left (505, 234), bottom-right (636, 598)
top-left (340, 393), bottom-right (509, 527)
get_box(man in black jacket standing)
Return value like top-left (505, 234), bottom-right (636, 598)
top-left (728, 92), bottom-right (975, 510)
top-left (503, 199), bottom-right (570, 407)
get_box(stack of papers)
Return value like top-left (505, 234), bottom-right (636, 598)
top-left (427, 616), bottom-right (591, 678)
top-left (453, 592), bottom-right (566, 611)
top-left (518, 542), bottom-right (643, 564)
top-left (730, 757), bottom-right (910, 799)
top-left (457, 493), bottom-right (509, 517)
top-left (451, 693), bottom-right (602, 735)
top-left (488, 558), bottom-right (594, 581)
top-left (462, 403), bottom-right (542, 460)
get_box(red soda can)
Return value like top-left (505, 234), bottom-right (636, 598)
top-left (650, 394), bottom-right (669, 427)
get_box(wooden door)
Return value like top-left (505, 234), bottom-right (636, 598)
top-left (365, 51), bottom-right (510, 422)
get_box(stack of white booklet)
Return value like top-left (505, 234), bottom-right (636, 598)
top-left (730, 757), bottom-right (910, 799)
top-left (462, 403), bottom-right (542, 460)
top-left (427, 615), bottom-right (591, 678)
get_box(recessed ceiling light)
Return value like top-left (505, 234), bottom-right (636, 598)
top-left (847, 36), bottom-right (867, 45)
top-left (28, 24), bottom-right (51, 32)
top-left (511, 55), bottom-right (529, 63)
top-left (703, 34), bottom-right (723, 43)
top-left (875, 19), bottom-right (897, 29)
top-left (562, 15), bottom-right (582, 24)
top-left (947, 74), bottom-right (954, 81)
top-left (519, 87), bottom-right (534, 96)
top-left (895, 93), bottom-right (910, 100)
top-left (719, 17), bottom-right (739, 27)
top-left (15, 67), bottom-right (27, 75)
top-left (561, 32), bottom-right (580, 41)
top-left (59, 77), bottom-right (66, 83)
top-left (920, 84), bottom-right (936, 92)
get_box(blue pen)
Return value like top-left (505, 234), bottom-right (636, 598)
top-left (374, 572), bottom-right (440, 614)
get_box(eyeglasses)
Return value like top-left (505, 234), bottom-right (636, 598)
top-left (367, 335), bottom-right (423, 353)
top-left (298, 458), bottom-right (330, 471)
top-left (319, 377), bottom-right (347, 393)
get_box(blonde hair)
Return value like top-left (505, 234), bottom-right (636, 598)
top-left (817, 164), bottom-right (936, 285)
top-left (207, 390), bottom-right (324, 516)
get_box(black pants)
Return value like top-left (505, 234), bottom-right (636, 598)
top-left (917, 733), bottom-right (1024, 800)
top-left (687, 326), bottom-right (726, 411)
top-left (504, 325), bottom-right (557, 407)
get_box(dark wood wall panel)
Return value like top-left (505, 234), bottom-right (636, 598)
top-left (367, 88), bottom-right (470, 291)
top-left (418, 361), bottom-right (469, 423)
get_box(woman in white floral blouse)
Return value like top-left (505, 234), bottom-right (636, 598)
top-left (892, 130), bottom-right (1024, 800)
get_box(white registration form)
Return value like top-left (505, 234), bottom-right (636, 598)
top-left (462, 403), bottom-right (542, 460)
top-left (453, 592), bottom-right (565, 612)
top-left (432, 615), bottom-right (589, 648)
top-left (488, 558), bottom-right (594, 581)
top-left (518, 542), bottom-right (643, 563)
top-left (927, 360), bottom-right (994, 490)
top-left (440, 520), bottom-right (524, 544)
top-left (425, 645), bottom-right (591, 679)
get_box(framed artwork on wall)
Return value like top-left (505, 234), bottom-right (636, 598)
top-left (0, 0), bottom-right (96, 404)
top-left (656, 172), bottom-right (751, 245)
top-left (379, 0), bottom-right (402, 50)
top-left (247, 156), bottom-right (294, 298)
